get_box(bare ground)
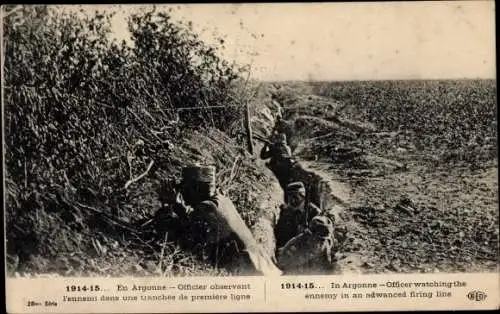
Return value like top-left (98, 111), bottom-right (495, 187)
top-left (295, 158), bottom-right (498, 274)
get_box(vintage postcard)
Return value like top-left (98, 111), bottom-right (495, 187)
top-left (3, 1), bottom-right (498, 313)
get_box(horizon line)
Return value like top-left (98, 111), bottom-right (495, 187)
top-left (256, 77), bottom-right (497, 83)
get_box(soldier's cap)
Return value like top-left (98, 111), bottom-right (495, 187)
top-left (310, 216), bottom-right (334, 239)
top-left (287, 181), bottom-right (306, 196)
top-left (181, 165), bottom-right (216, 183)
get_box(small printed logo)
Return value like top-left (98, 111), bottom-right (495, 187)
top-left (467, 290), bottom-right (487, 302)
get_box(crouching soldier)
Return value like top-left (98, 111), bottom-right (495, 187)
top-left (274, 182), bottom-right (322, 249)
top-left (156, 165), bottom-right (281, 276)
top-left (277, 215), bottom-right (336, 275)
top-left (260, 133), bottom-right (295, 190)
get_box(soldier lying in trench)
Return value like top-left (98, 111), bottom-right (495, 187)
top-left (154, 165), bottom-right (281, 276)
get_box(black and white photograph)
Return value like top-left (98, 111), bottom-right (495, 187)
top-left (3, 2), bottom-right (497, 280)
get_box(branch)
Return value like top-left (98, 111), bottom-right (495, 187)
top-left (302, 131), bottom-right (337, 143)
top-left (124, 160), bottom-right (155, 189)
top-left (126, 107), bottom-right (163, 142)
top-left (228, 156), bottom-right (240, 184)
top-left (1, 6), bottom-right (23, 19)
top-left (75, 201), bottom-right (139, 235)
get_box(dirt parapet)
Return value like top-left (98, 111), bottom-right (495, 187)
top-left (250, 179), bottom-right (283, 258)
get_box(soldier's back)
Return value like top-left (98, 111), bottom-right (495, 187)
top-left (277, 231), bottom-right (335, 275)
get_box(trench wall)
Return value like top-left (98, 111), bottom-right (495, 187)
top-left (290, 164), bottom-right (338, 213)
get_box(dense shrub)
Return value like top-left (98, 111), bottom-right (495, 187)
top-left (4, 5), bottom-right (246, 192)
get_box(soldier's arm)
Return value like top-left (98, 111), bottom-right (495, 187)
top-left (171, 193), bottom-right (194, 224)
top-left (274, 205), bottom-right (288, 248)
top-left (307, 203), bottom-right (323, 221)
top-left (170, 203), bottom-right (188, 221)
top-left (153, 204), bottom-right (175, 226)
top-left (260, 144), bottom-right (272, 159)
top-left (274, 204), bottom-right (289, 228)
top-left (275, 204), bottom-right (287, 222)
top-left (158, 179), bottom-right (191, 219)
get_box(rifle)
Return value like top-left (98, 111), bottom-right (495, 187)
top-left (253, 133), bottom-right (272, 145)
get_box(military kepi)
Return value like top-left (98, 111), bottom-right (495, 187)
top-left (182, 165), bottom-right (216, 183)
top-left (287, 181), bottom-right (306, 196)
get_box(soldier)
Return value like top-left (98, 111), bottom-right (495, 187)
top-left (273, 113), bottom-right (286, 135)
top-left (260, 133), bottom-right (292, 162)
top-left (271, 98), bottom-right (283, 118)
top-left (276, 215), bottom-right (336, 275)
top-left (273, 113), bottom-right (297, 151)
top-left (156, 165), bottom-right (281, 276)
top-left (274, 181), bottom-right (322, 248)
top-left (260, 133), bottom-right (295, 190)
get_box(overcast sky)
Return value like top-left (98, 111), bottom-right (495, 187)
top-left (66, 2), bottom-right (495, 81)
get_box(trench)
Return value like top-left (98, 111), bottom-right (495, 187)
top-left (249, 145), bottom-right (367, 274)
top-left (296, 160), bottom-right (368, 274)
top-left (249, 103), bottom-right (369, 274)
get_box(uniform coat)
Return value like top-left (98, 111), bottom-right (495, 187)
top-left (274, 202), bottom-right (322, 248)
